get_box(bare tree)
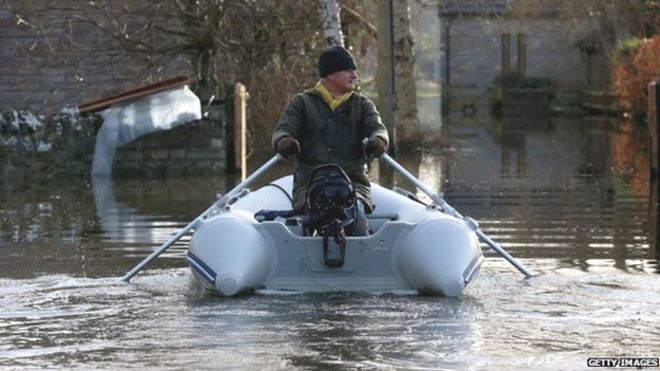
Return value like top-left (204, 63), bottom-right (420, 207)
top-left (8, 1), bottom-right (423, 160)
top-left (375, 0), bottom-right (419, 151)
top-left (65, 0), bottom-right (328, 159)
top-left (318, 0), bottom-right (344, 47)
top-left (391, 0), bottom-right (419, 149)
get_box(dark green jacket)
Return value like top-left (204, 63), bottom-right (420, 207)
top-left (272, 89), bottom-right (389, 211)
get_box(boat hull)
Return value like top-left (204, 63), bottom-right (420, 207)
top-left (187, 176), bottom-right (483, 297)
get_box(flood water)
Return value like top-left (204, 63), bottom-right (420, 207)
top-left (1, 112), bottom-right (659, 370)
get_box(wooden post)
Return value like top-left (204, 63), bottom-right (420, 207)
top-left (501, 34), bottom-right (511, 76)
top-left (441, 21), bottom-right (451, 118)
top-left (650, 82), bottom-right (659, 183)
top-left (649, 81), bottom-right (660, 260)
top-left (517, 33), bottom-right (527, 78)
top-left (234, 83), bottom-right (247, 180)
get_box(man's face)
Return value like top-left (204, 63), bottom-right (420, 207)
top-left (326, 69), bottom-right (358, 94)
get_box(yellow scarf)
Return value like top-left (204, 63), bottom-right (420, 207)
top-left (314, 81), bottom-right (353, 111)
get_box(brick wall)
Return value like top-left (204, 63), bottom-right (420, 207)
top-left (0, 2), bottom-right (192, 114)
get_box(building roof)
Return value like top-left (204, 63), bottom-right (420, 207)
top-left (437, 0), bottom-right (560, 18)
top-left (438, 0), bottom-right (510, 16)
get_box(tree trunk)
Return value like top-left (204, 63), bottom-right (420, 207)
top-left (318, 0), bottom-right (344, 47)
top-left (376, 0), bottom-right (394, 143)
top-left (392, 0), bottom-right (419, 149)
top-left (376, 0), bottom-right (419, 151)
top-left (375, 1), bottom-right (395, 186)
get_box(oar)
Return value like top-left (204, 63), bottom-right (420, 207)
top-left (377, 150), bottom-right (535, 278)
top-left (121, 154), bottom-right (283, 282)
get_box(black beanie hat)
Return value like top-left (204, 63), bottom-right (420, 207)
top-left (318, 46), bottom-right (357, 77)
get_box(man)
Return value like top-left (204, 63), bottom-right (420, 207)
top-left (272, 45), bottom-right (389, 236)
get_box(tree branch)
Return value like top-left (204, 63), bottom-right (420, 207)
top-left (341, 5), bottom-right (377, 39)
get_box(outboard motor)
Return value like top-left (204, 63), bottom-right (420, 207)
top-left (305, 164), bottom-right (356, 267)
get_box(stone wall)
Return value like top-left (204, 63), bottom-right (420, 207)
top-left (0, 107), bottom-right (228, 181)
top-left (113, 118), bottom-right (226, 178)
top-left (0, 108), bottom-right (101, 182)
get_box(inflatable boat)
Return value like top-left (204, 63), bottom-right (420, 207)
top-left (186, 174), bottom-right (483, 297)
top-left (122, 153), bottom-right (534, 296)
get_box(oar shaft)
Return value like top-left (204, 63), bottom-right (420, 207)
top-left (121, 218), bottom-right (199, 282)
top-left (121, 154), bottom-right (283, 282)
top-left (476, 230), bottom-right (533, 278)
top-left (380, 151), bottom-right (534, 278)
top-left (379, 154), bottom-right (458, 217)
top-left (223, 154), bottom-right (283, 201)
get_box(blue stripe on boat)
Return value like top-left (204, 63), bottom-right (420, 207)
top-left (186, 252), bottom-right (217, 284)
top-left (463, 255), bottom-right (484, 284)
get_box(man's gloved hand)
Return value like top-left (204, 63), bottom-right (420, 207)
top-left (275, 136), bottom-right (300, 159)
top-left (365, 136), bottom-right (387, 159)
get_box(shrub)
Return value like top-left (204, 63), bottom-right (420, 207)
top-left (611, 36), bottom-right (660, 116)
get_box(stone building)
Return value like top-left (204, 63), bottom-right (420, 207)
top-left (437, 1), bottom-right (610, 118)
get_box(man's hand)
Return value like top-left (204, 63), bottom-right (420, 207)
top-left (275, 136), bottom-right (300, 159)
top-left (365, 136), bottom-right (387, 159)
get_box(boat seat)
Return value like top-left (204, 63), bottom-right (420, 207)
top-left (366, 213), bottom-right (398, 233)
top-left (254, 209), bottom-right (306, 236)
top-left (254, 209), bottom-right (299, 222)
top-left (254, 209), bottom-right (398, 236)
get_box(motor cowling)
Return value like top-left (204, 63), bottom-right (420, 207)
top-left (305, 164), bottom-right (356, 233)
top-left (304, 164), bottom-right (357, 267)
